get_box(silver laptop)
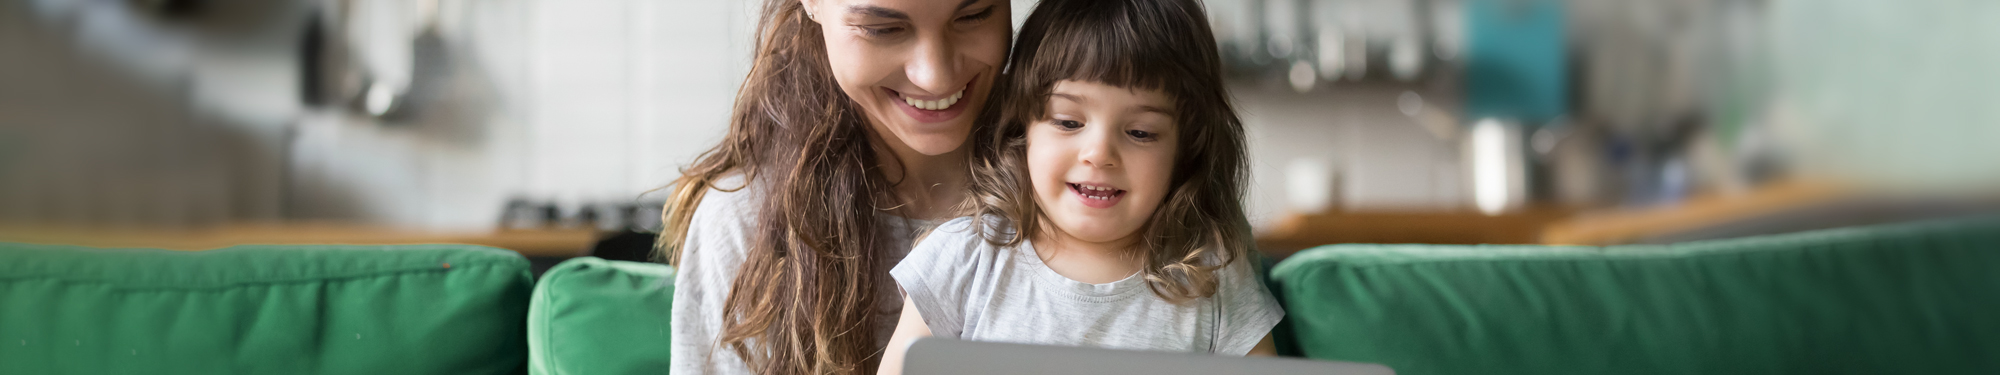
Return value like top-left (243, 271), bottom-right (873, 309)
top-left (901, 338), bottom-right (1396, 375)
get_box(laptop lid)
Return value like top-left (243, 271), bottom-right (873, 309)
top-left (901, 338), bottom-right (1395, 375)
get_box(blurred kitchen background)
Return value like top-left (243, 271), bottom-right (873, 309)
top-left (2, 0), bottom-right (1996, 269)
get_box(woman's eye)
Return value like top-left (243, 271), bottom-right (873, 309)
top-left (956, 7), bottom-right (995, 24)
top-left (1127, 129), bottom-right (1157, 141)
top-left (1052, 120), bottom-right (1084, 130)
top-left (858, 26), bottom-right (904, 37)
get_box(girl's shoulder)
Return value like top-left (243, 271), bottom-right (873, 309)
top-left (902, 216), bottom-right (1019, 271)
top-left (929, 215), bottom-right (990, 236)
top-left (919, 216), bottom-right (1017, 249)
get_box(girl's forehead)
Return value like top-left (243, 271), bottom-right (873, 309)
top-left (1046, 80), bottom-right (1175, 112)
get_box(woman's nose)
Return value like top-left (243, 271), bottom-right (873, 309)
top-left (906, 33), bottom-right (961, 95)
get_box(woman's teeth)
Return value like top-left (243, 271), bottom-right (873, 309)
top-left (904, 90), bottom-right (964, 111)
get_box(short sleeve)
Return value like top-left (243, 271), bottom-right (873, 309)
top-left (669, 177), bottom-right (759, 374)
top-left (1213, 254), bottom-right (1286, 355)
top-left (889, 217), bottom-right (991, 339)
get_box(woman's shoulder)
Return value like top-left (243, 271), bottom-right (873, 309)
top-left (679, 173), bottom-right (763, 263)
top-left (690, 173), bottom-right (759, 218)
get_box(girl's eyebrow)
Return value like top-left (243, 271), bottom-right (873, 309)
top-left (1052, 93), bottom-right (1173, 115)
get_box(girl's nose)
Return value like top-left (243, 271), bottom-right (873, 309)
top-left (1078, 132), bottom-right (1120, 168)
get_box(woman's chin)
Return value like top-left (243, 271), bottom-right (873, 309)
top-left (901, 134), bottom-right (970, 156)
top-left (879, 120), bottom-right (973, 156)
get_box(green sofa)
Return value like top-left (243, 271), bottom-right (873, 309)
top-left (1271, 215), bottom-right (2000, 374)
top-left (0, 244), bottom-right (533, 374)
top-left (4, 215), bottom-right (1997, 374)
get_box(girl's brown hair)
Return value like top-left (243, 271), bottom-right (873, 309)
top-left (656, 0), bottom-right (900, 373)
top-left (968, 0), bottom-right (1251, 302)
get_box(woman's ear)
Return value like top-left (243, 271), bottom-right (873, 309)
top-left (799, 0), bottom-right (822, 22)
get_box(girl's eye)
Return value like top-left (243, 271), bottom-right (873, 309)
top-left (1052, 120), bottom-right (1084, 130)
top-left (1127, 129), bottom-right (1157, 141)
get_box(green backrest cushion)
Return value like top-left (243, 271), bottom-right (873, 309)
top-left (1271, 216), bottom-right (2000, 375)
top-left (0, 243), bottom-right (533, 375)
top-left (528, 257), bottom-right (674, 375)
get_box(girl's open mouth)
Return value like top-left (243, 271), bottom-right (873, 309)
top-left (1067, 182), bottom-right (1125, 209)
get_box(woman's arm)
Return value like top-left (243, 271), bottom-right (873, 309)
top-left (877, 296), bottom-right (935, 375)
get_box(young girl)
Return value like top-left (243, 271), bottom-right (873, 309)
top-left (880, 0), bottom-right (1281, 372)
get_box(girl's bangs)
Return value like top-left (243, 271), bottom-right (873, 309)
top-left (1017, 4), bottom-right (1187, 95)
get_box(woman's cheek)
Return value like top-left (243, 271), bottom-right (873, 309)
top-left (823, 39), bottom-right (892, 106)
top-left (968, 29), bottom-right (1010, 69)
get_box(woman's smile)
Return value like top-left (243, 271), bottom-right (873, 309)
top-left (882, 73), bottom-right (977, 124)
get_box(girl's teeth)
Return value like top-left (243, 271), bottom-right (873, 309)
top-left (1075, 184), bottom-right (1117, 193)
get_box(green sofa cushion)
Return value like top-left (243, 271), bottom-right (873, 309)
top-left (1272, 216), bottom-right (2000, 375)
top-left (528, 257), bottom-right (674, 375)
top-left (0, 243), bottom-right (532, 375)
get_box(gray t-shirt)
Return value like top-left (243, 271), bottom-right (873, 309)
top-left (890, 217), bottom-right (1285, 355)
top-left (669, 174), bottom-right (938, 374)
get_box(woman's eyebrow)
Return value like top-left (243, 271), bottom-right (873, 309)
top-left (847, 0), bottom-right (981, 20)
top-left (847, 5), bottom-right (909, 20)
top-left (1050, 93), bottom-right (1086, 104)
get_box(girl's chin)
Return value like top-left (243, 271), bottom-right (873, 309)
top-left (1048, 220), bottom-right (1142, 245)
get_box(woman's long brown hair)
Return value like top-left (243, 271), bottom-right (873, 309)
top-left (968, 0), bottom-right (1251, 303)
top-left (656, 0), bottom-right (896, 373)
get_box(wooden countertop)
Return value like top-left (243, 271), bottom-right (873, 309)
top-left (1255, 208), bottom-right (1575, 258)
top-left (1539, 179), bottom-right (1850, 245)
top-left (1255, 179), bottom-right (1855, 257)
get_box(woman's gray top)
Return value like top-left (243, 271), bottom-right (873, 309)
top-left (669, 174), bottom-right (937, 374)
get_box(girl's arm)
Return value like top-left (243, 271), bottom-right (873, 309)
top-left (1247, 332), bottom-right (1278, 356)
top-left (878, 296), bottom-right (935, 375)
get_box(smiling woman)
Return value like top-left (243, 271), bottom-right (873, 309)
top-left (655, 0), bottom-right (1011, 374)
top-left (818, 0), bottom-right (1009, 160)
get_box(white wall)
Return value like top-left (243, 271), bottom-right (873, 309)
top-left (0, 0), bottom-right (1470, 231)
top-left (0, 1), bottom-right (300, 226)
top-left (288, 0), bottom-right (760, 229)
top-left (1768, 0), bottom-right (2000, 191)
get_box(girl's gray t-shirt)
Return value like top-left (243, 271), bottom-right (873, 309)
top-left (669, 174), bottom-right (938, 374)
top-left (890, 217), bottom-right (1285, 355)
